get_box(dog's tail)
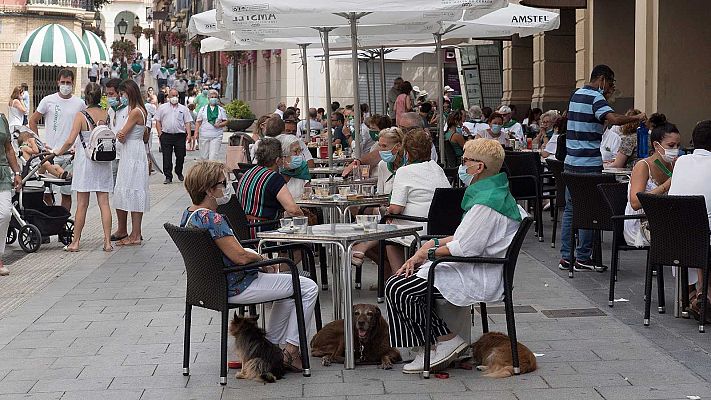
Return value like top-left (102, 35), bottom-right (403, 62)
top-left (483, 365), bottom-right (514, 378)
top-left (259, 372), bottom-right (277, 383)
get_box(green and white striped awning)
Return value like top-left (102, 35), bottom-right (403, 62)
top-left (14, 24), bottom-right (91, 67)
top-left (82, 30), bottom-right (111, 64)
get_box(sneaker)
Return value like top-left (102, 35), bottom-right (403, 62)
top-left (574, 258), bottom-right (606, 272)
top-left (558, 259), bottom-right (570, 270)
top-left (0, 266), bottom-right (9, 276)
top-left (402, 350), bottom-right (435, 374)
top-left (430, 336), bottom-right (468, 369)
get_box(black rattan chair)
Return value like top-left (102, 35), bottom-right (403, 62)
top-left (561, 172), bottom-right (617, 278)
top-left (164, 224), bottom-right (313, 385)
top-left (422, 217), bottom-right (534, 378)
top-left (545, 158), bottom-right (565, 248)
top-left (637, 193), bottom-right (710, 332)
top-left (217, 190), bottom-right (279, 248)
top-left (504, 151), bottom-right (552, 242)
top-left (442, 141), bottom-right (460, 169)
top-left (371, 187), bottom-right (466, 302)
top-left (597, 183), bottom-right (664, 310)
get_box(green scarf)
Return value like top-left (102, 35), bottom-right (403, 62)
top-left (503, 119), bottom-right (519, 129)
top-left (281, 161), bottom-right (311, 180)
top-left (167, 68), bottom-right (176, 75)
top-left (461, 172), bottom-right (522, 221)
top-left (206, 105), bottom-right (219, 125)
top-left (131, 63), bottom-right (142, 73)
top-left (159, 67), bottom-right (167, 74)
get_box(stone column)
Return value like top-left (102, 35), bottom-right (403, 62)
top-left (501, 35), bottom-right (533, 114)
top-left (634, 0), bottom-right (659, 116)
top-left (532, 9), bottom-right (576, 112)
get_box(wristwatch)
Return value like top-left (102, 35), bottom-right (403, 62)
top-left (427, 247), bottom-right (437, 261)
top-left (13, 171), bottom-right (21, 177)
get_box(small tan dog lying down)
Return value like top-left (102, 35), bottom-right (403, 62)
top-left (311, 304), bottom-right (401, 369)
top-left (471, 332), bottom-right (537, 378)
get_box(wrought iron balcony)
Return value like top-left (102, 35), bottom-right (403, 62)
top-left (26, 0), bottom-right (94, 14)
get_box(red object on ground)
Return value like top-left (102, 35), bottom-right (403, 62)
top-left (227, 361), bottom-right (242, 369)
top-left (434, 372), bottom-right (449, 379)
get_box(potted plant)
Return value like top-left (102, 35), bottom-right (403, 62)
top-left (142, 27), bottom-right (155, 40)
top-left (224, 99), bottom-right (255, 132)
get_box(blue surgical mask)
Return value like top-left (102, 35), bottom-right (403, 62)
top-left (458, 165), bottom-right (474, 186)
top-left (455, 126), bottom-right (463, 134)
top-left (209, 98), bottom-right (218, 106)
top-left (491, 124), bottom-right (502, 135)
top-left (202, 90), bottom-right (209, 96)
top-left (107, 97), bottom-right (119, 108)
top-left (288, 155), bottom-right (304, 170)
top-left (379, 150), bottom-right (395, 163)
top-left (120, 96), bottom-right (129, 107)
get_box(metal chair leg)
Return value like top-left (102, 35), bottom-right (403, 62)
top-left (568, 227), bottom-right (576, 278)
top-left (503, 291), bottom-right (519, 375)
top-left (551, 206), bottom-right (558, 248)
top-left (480, 302), bottom-right (489, 333)
top-left (656, 265), bottom-right (666, 314)
top-left (319, 245), bottom-right (329, 290)
top-left (183, 303), bottom-right (191, 376)
top-left (220, 309), bottom-right (228, 385)
top-left (643, 262), bottom-right (654, 326)
top-left (608, 233), bottom-right (619, 307)
top-left (377, 240), bottom-right (386, 303)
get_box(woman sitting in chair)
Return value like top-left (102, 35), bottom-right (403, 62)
top-left (180, 160), bottom-right (317, 371)
top-left (385, 138), bottom-right (527, 374)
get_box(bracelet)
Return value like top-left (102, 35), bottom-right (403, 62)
top-left (433, 238), bottom-right (440, 248)
top-left (13, 171), bottom-right (21, 176)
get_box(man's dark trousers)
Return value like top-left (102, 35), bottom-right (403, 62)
top-left (159, 132), bottom-right (186, 181)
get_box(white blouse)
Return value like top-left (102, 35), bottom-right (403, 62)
top-left (375, 160), bottom-right (394, 195)
top-left (415, 204), bottom-right (528, 306)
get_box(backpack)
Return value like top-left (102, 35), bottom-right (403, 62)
top-left (80, 111), bottom-right (116, 162)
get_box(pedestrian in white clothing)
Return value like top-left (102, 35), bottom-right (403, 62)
top-left (195, 90), bottom-right (227, 161)
top-left (0, 119), bottom-right (23, 276)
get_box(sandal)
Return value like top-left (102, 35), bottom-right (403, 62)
top-left (282, 348), bottom-right (303, 373)
top-left (103, 245), bottom-right (114, 252)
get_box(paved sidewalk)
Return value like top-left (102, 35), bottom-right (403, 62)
top-left (1, 163), bottom-right (710, 399)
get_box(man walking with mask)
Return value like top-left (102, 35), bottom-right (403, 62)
top-left (155, 89), bottom-right (193, 184)
top-left (29, 69), bottom-right (85, 211)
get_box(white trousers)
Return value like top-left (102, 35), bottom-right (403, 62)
top-left (199, 137), bottom-right (222, 161)
top-left (0, 191), bottom-right (12, 256)
top-left (228, 273), bottom-right (318, 347)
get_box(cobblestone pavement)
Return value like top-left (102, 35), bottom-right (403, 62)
top-left (1, 151), bottom-right (710, 399)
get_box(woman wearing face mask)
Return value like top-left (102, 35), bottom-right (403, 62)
top-left (539, 110), bottom-right (562, 159)
top-left (113, 80), bottom-right (150, 247)
top-left (50, 83), bottom-right (113, 252)
top-left (475, 113), bottom-right (507, 146)
top-left (276, 134), bottom-right (310, 200)
top-left (194, 90), bottom-right (227, 161)
top-left (444, 112), bottom-right (467, 158)
top-left (386, 138), bottom-right (527, 374)
top-left (180, 160), bottom-right (317, 372)
top-left (623, 122), bottom-right (680, 247)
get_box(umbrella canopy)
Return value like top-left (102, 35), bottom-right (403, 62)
top-left (14, 24), bottom-right (91, 67)
top-left (459, 3), bottom-right (560, 36)
top-left (82, 30), bottom-right (111, 64)
top-left (189, 9), bottom-right (231, 40)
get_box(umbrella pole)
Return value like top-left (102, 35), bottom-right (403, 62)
top-left (348, 12), bottom-right (362, 159)
top-left (434, 32), bottom-right (444, 163)
top-left (365, 59), bottom-right (371, 115)
top-left (380, 46), bottom-right (386, 116)
top-left (299, 44), bottom-right (311, 137)
top-left (370, 56), bottom-right (377, 114)
top-left (319, 28), bottom-right (334, 172)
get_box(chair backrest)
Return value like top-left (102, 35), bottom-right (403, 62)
top-left (597, 182), bottom-right (629, 217)
top-left (442, 141), bottom-right (459, 169)
top-left (504, 216), bottom-right (534, 285)
top-left (426, 187), bottom-right (466, 235)
top-left (164, 223), bottom-right (228, 312)
top-left (216, 194), bottom-right (252, 242)
top-left (504, 151), bottom-right (541, 199)
top-left (545, 158), bottom-right (566, 208)
top-left (637, 193), bottom-right (710, 268)
top-left (562, 172), bottom-right (617, 231)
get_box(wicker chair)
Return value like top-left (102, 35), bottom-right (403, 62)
top-left (216, 192), bottom-right (279, 248)
top-left (545, 159), bottom-right (565, 248)
top-left (372, 187), bottom-right (466, 302)
top-left (164, 224), bottom-right (313, 385)
top-left (637, 193), bottom-right (710, 332)
top-left (504, 151), bottom-right (552, 242)
top-left (561, 172), bottom-right (617, 278)
top-left (422, 217), bottom-right (534, 378)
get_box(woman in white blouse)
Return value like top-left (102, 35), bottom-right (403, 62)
top-left (195, 90), bottom-right (227, 161)
top-left (7, 86), bottom-right (27, 132)
top-left (276, 134), bottom-right (309, 200)
top-left (386, 138), bottom-right (527, 373)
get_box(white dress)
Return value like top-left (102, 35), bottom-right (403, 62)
top-left (113, 109), bottom-right (150, 212)
top-left (72, 113), bottom-right (114, 193)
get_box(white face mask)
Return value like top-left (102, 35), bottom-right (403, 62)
top-left (59, 84), bottom-right (72, 96)
top-left (657, 144), bottom-right (679, 163)
top-left (214, 182), bottom-right (234, 205)
top-left (169, 97), bottom-right (179, 105)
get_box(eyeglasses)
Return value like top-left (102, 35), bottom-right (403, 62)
top-left (214, 180), bottom-right (227, 188)
top-left (461, 157), bottom-right (487, 169)
top-left (399, 126), bottom-right (418, 133)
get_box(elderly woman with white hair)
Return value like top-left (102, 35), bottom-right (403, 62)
top-left (194, 89), bottom-right (227, 160)
top-left (539, 110), bottom-right (562, 159)
top-left (385, 138), bottom-right (527, 374)
top-left (463, 105), bottom-right (489, 137)
top-left (276, 134), bottom-right (311, 200)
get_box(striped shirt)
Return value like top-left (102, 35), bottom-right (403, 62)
top-left (565, 86), bottom-right (614, 167)
top-left (236, 165), bottom-right (285, 220)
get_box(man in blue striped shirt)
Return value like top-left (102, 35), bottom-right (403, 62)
top-left (560, 65), bottom-right (646, 273)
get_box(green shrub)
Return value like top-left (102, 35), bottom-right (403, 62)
top-left (224, 100), bottom-right (255, 119)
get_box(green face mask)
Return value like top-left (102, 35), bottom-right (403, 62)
top-left (369, 130), bottom-right (379, 141)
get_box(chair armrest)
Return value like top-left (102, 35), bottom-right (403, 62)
top-left (260, 243), bottom-right (314, 256)
top-left (507, 175), bottom-right (538, 184)
top-left (247, 219), bottom-right (280, 229)
top-left (380, 213), bottom-right (428, 223)
top-left (424, 255), bottom-right (507, 282)
top-left (610, 214), bottom-right (646, 221)
top-left (239, 238), bottom-right (261, 246)
top-left (420, 235), bottom-right (448, 241)
top-left (223, 257), bottom-right (293, 274)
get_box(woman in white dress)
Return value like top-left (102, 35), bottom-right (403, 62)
top-left (51, 83), bottom-right (113, 252)
top-left (7, 86), bottom-right (26, 133)
top-left (114, 80), bottom-right (150, 246)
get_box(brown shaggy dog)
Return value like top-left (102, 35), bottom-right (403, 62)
top-left (229, 314), bottom-right (285, 383)
top-left (311, 304), bottom-right (401, 369)
top-left (471, 332), bottom-right (537, 378)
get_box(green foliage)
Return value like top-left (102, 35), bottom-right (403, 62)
top-left (111, 40), bottom-right (136, 60)
top-left (224, 100), bottom-right (255, 119)
top-left (100, 95), bottom-right (107, 110)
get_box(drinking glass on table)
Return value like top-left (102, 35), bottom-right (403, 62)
top-left (363, 215), bottom-right (378, 233)
top-left (292, 216), bottom-right (308, 233)
top-left (280, 218), bottom-right (293, 229)
top-left (359, 164), bottom-right (370, 179)
top-left (302, 186), bottom-right (313, 200)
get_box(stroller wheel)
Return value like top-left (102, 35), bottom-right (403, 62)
top-left (6, 227), bottom-right (16, 245)
top-left (59, 218), bottom-right (74, 246)
top-left (18, 224), bottom-right (41, 253)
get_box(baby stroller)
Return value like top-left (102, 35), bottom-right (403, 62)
top-left (8, 123), bottom-right (73, 253)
